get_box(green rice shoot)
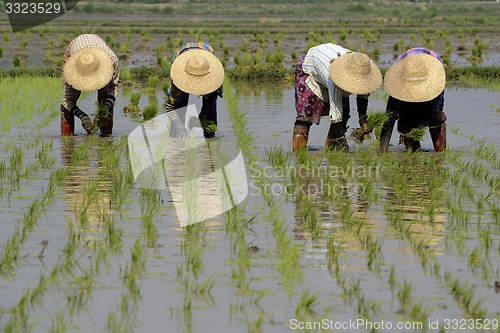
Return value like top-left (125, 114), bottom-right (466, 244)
top-left (366, 111), bottom-right (388, 128)
top-left (402, 126), bottom-right (427, 141)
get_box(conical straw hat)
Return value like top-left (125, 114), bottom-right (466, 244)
top-left (63, 47), bottom-right (113, 91)
top-left (329, 53), bottom-right (382, 95)
top-left (384, 53), bottom-right (446, 102)
top-left (170, 49), bottom-right (224, 96)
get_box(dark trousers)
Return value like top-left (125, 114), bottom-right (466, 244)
top-left (165, 81), bottom-right (219, 138)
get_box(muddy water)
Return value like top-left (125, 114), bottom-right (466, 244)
top-left (0, 82), bottom-right (499, 332)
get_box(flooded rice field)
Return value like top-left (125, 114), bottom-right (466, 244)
top-left (0, 77), bottom-right (499, 332)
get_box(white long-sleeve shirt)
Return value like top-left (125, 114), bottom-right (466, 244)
top-left (302, 43), bottom-right (368, 123)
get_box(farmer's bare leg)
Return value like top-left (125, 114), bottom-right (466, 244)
top-left (429, 110), bottom-right (447, 152)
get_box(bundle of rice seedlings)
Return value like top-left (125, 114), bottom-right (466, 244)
top-left (187, 116), bottom-right (218, 135)
top-left (351, 111), bottom-right (388, 142)
top-left (400, 126), bottom-right (427, 142)
top-left (143, 103), bottom-right (158, 121)
top-left (200, 120), bottom-right (218, 135)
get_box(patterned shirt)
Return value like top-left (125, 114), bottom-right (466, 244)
top-left (302, 43), bottom-right (368, 123)
top-left (172, 41), bottom-right (214, 62)
top-left (62, 34), bottom-right (120, 110)
top-left (394, 47), bottom-right (444, 110)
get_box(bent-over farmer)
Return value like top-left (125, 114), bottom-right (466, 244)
top-left (61, 34), bottom-right (120, 136)
top-left (165, 42), bottom-right (224, 138)
top-left (380, 47), bottom-right (447, 152)
top-left (291, 43), bottom-right (382, 152)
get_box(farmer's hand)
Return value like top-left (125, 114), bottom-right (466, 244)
top-left (361, 123), bottom-right (373, 134)
top-left (81, 115), bottom-right (93, 135)
top-left (351, 123), bottom-right (373, 143)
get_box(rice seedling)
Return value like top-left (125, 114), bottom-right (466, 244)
top-left (147, 76), bottom-right (159, 88)
top-left (123, 92), bottom-right (142, 114)
top-left (142, 103), bottom-right (158, 121)
top-left (294, 289), bottom-right (320, 320)
top-left (19, 40), bottom-right (28, 50)
top-left (13, 55), bottom-right (21, 67)
top-left (397, 279), bottom-right (413, 313)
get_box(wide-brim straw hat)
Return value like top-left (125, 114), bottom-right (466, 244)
top-left (384, 53), bottom-right (446, 102)
top-left (63, 47), bottom-right (113, 91)
top-left (170, 49), bottom-right (224, 96)
top-left (329, 53), bottom-right (382, 95)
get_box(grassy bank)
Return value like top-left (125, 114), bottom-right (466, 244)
top-left (2, 65), bottom-right (500, 88)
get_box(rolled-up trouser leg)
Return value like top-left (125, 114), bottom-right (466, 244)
top-left (429, 110), bottom-right (447, 152)
top-left (61, 105), bottom-right (74, 136)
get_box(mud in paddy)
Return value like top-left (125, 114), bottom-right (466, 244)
top-left (0, 75), bottom-right (498, 332)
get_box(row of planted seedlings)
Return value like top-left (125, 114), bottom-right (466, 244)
top-left (264, 115), bottom-right (499, 328)
top-left (265, 142), bottom-right (439, 325)
top-left (0, 77), bottom-right (72, 330)
top-left (0, 76), bottom-right (149, 331)
top-left (378, 150), bottom-right (493, 321)
top-left (442, 127), bottom-right (499, 288)
top-left (223, 80), bottom-right (447, 327)
top-left (3, 133), bottom-right (157, 332)
top-left (268, 144), bottom-right (393, 322)
top-left (0, 76), bottom-right (62, 278)
top-left (221, 78), bottom-right (334, 330)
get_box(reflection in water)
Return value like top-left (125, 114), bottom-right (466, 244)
top-left (127, 103), bottom-right (248, 227)
top-left (288, 152), bottom-right (447, 259)
top-left (380, 154), bottom-right (446, 250)
top-left (60, 137), bottom-right (115, 239)
top-left (231, 81), bottom-right (289, 101)
top-left (291, 159), bottom-right (372, 254)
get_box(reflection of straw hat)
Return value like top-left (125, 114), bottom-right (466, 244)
top-left (384, 53), bottom-right (445, 102)
top-left (329, 53), bottom-right (382, 95)
top-left (63, 47), bottom-right (113, 91)
top-left (170, 49), bottom-right (224, 95)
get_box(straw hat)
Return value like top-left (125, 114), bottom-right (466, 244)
top-left (63, 47), bottom-right (113, 91)
top-left (170, 49), bottom-right (224, 95)
top-left (329, 53), bottom-right (382, 95)
top-left (384, 53), bottom-right (446, 102)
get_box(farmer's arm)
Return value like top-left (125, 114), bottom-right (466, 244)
top-left (379, 96), bottom-right (400, 153)
top-left (100, 61), bottom-right (121, 113)
top-left (356, 94), bottom-right (369, 127)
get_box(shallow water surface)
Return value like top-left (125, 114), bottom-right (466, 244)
top-left (0, 80), bottom-right (499, 332)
